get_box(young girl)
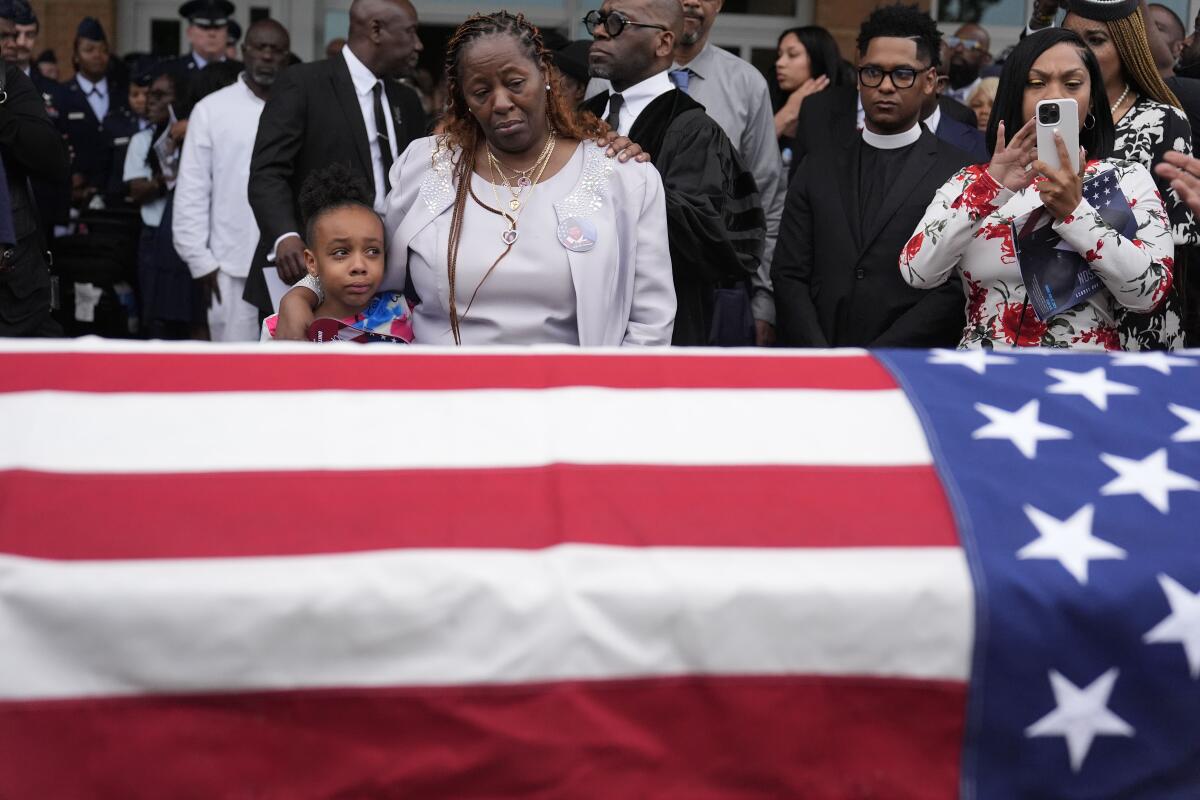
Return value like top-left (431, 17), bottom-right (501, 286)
top-left (262, 165), bottom-right (413, 342)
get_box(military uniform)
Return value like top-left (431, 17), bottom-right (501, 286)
top-left (54, 76), bottom-right (128, 207)
top-left (160, 0), bottom-right (237, 109)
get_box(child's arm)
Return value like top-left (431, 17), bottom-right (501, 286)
top-left (273, 285), bottom-right (319, 340)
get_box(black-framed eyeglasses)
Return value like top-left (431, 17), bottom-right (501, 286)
top-left (858, 65), bottom-right (927, 89)
top-left (583, 9), bottom-right (668, 38)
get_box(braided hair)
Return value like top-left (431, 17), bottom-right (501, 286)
top-left (1106, 7), bottom-right (1181, 109)
top-left (440, 11), bottom-right (604, 344)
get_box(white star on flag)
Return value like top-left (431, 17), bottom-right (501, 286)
top-left (1109, 352), bottom-right (1196, 375)
top-left (1144, 574), bottom-right (1200, 679)
top-left (1045, 367), bottom-right (1138, 411)
top-left (973, 399), bottom-right (1072, 458)
top-left (1169, 404), bottom-right (1200, 442)
top-left (1099, 448), bottom-right (1200, 513)
top-left (927, 349), bottom-right (1016, 375)
top-left (1026, 668), bottom-right (1135, 772)
top-left (1018, 504), bottom-right (1126, 584)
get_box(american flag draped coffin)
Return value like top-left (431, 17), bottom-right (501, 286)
top-left (0, 341), bottom-right (1197, 798)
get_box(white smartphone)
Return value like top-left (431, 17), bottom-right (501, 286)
top-left (1035, 98), bottom-right (1080, 173)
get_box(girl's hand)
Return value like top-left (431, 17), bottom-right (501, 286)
top-left (987, 118), bottom-right (1038, 192)
top-left (1032, 131), bottom-right (1086, 222)
top-left (596, 132), bottom-right (651, 162)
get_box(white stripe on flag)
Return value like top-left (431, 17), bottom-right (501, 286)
top-left (0, 545), bottom-right (972, 700)
top-left (0, 388), bottom-right (931, 473)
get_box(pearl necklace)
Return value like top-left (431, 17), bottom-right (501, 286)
top-left (1110, 84), bottom-right (1131, 117)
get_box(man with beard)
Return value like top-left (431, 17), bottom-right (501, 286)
top-left (942, 22), bottom-right (991, 104)
top-left (668, 0), bottom-right (782, 345)
top-left (173, 19), bottom-right (289, 341)
top-left (246, 0), bottom-right (426, 317)
top-left (586, 0), bottom-right (764, 345)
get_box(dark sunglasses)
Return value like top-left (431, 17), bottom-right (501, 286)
top-left (945, 36), bottom-right (985, 51)
top-left (583, 10), bottom-right (667, 38)
top-left (858, 65), bottom-right (928, 89)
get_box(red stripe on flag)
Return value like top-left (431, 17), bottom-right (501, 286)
top-left (0, 674), bottom-right (966, 799)
top-left (0, 352), bottom-right (897, 393)
top-left (1, 464), bottom-right (958, 559)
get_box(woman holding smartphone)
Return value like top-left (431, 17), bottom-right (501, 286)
top-left (900, 29), bottom-right (1174, 350)
top-left (1062, 0), bottom-right (1196, 349)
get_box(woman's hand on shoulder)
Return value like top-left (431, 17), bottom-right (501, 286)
top-left (987, 118), bottom-right (1037, 193)
top-left (595, 131), bottom-right (652, 163)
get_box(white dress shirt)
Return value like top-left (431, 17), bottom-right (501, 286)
top-left (75, 74), bottom-right (109, 121)
top-left (600, 70), bottom-right (674, 137)
top-left (173, 75), bottom-right (266, 279)
top-left (343, 44), bottom-right (399, 214)
top-left (924, 104), bottom-right (943, 134)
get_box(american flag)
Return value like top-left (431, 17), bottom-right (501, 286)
top-left (0, 340), bottom-right (1195, 797)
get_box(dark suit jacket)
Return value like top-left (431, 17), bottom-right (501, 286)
top-left (245, 51), bottom-right (427, 312)
top-left (0, 65), bottom-right (70, 335)
top-left (585, 88), bottom-right (764, 345)
top-left (934, 112), bottom-right (989, 165)
top-left (771, 128), bottom-right (970, 347)
top-left (938, 95), bottom-right (977, 129)
top-left (53, 76), bottom-right (128, 201)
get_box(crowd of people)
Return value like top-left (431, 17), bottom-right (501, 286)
top-left (4, 0), bottom-right (1200, 350)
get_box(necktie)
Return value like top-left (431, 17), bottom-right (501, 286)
top-left (372, 82), bottom-right (393, 194)
top-left (605, 93), bottom-right (624, 132)
top-left (669, 69), bottom-right (691, 93)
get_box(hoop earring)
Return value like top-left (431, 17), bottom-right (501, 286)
top-left (1084, 112), bottom-right (1096, 130)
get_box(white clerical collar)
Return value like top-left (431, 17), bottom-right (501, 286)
top-left (862, 123), bottom-right (922, 150)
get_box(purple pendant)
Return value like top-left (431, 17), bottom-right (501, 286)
top-left (501, 228), bottom-right (518, 245)
top-left (517, 175), bottom-right (532, 189)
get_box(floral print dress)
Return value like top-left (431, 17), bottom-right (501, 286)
top-left (1111, 97), bottom-right (1196, 350)
top-left (900, 159), bottom-right (1174, 350)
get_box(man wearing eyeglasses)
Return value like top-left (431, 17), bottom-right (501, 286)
top-left (772, 4), bottom-right (970, 349)
top-left (943, 23), bottom-right (992, 105)
top-left (584, 0), bottom-right (766, 346)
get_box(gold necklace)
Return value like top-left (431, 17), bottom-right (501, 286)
top-left (485, 137), bottom-right (556, 245)
top-left (487, 133), bottom-right (556, 212)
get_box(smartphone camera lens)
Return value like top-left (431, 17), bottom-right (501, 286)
top-left (1039, 103), bottom-right (1060, 125)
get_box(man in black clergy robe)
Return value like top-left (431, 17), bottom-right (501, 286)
top-left (245, 0), bottom-right (426, 315)
top-left (771, 4), bottom-right (971, 348)
top-left (584, 0), bottom-right (764, 346)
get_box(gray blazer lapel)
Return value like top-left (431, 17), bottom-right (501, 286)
top-left (552, 146), bottom-right (616, 346)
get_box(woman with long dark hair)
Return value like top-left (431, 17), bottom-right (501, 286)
top-left (1062, 0), bottom-right (1196, 349)
top-left (773, 26), bottom-right (849, 144)
top-left (901, 29), bottom-right (1173, 350)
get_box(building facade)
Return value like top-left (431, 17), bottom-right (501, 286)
top-left (35, 0), bottom-right (1200, 82)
